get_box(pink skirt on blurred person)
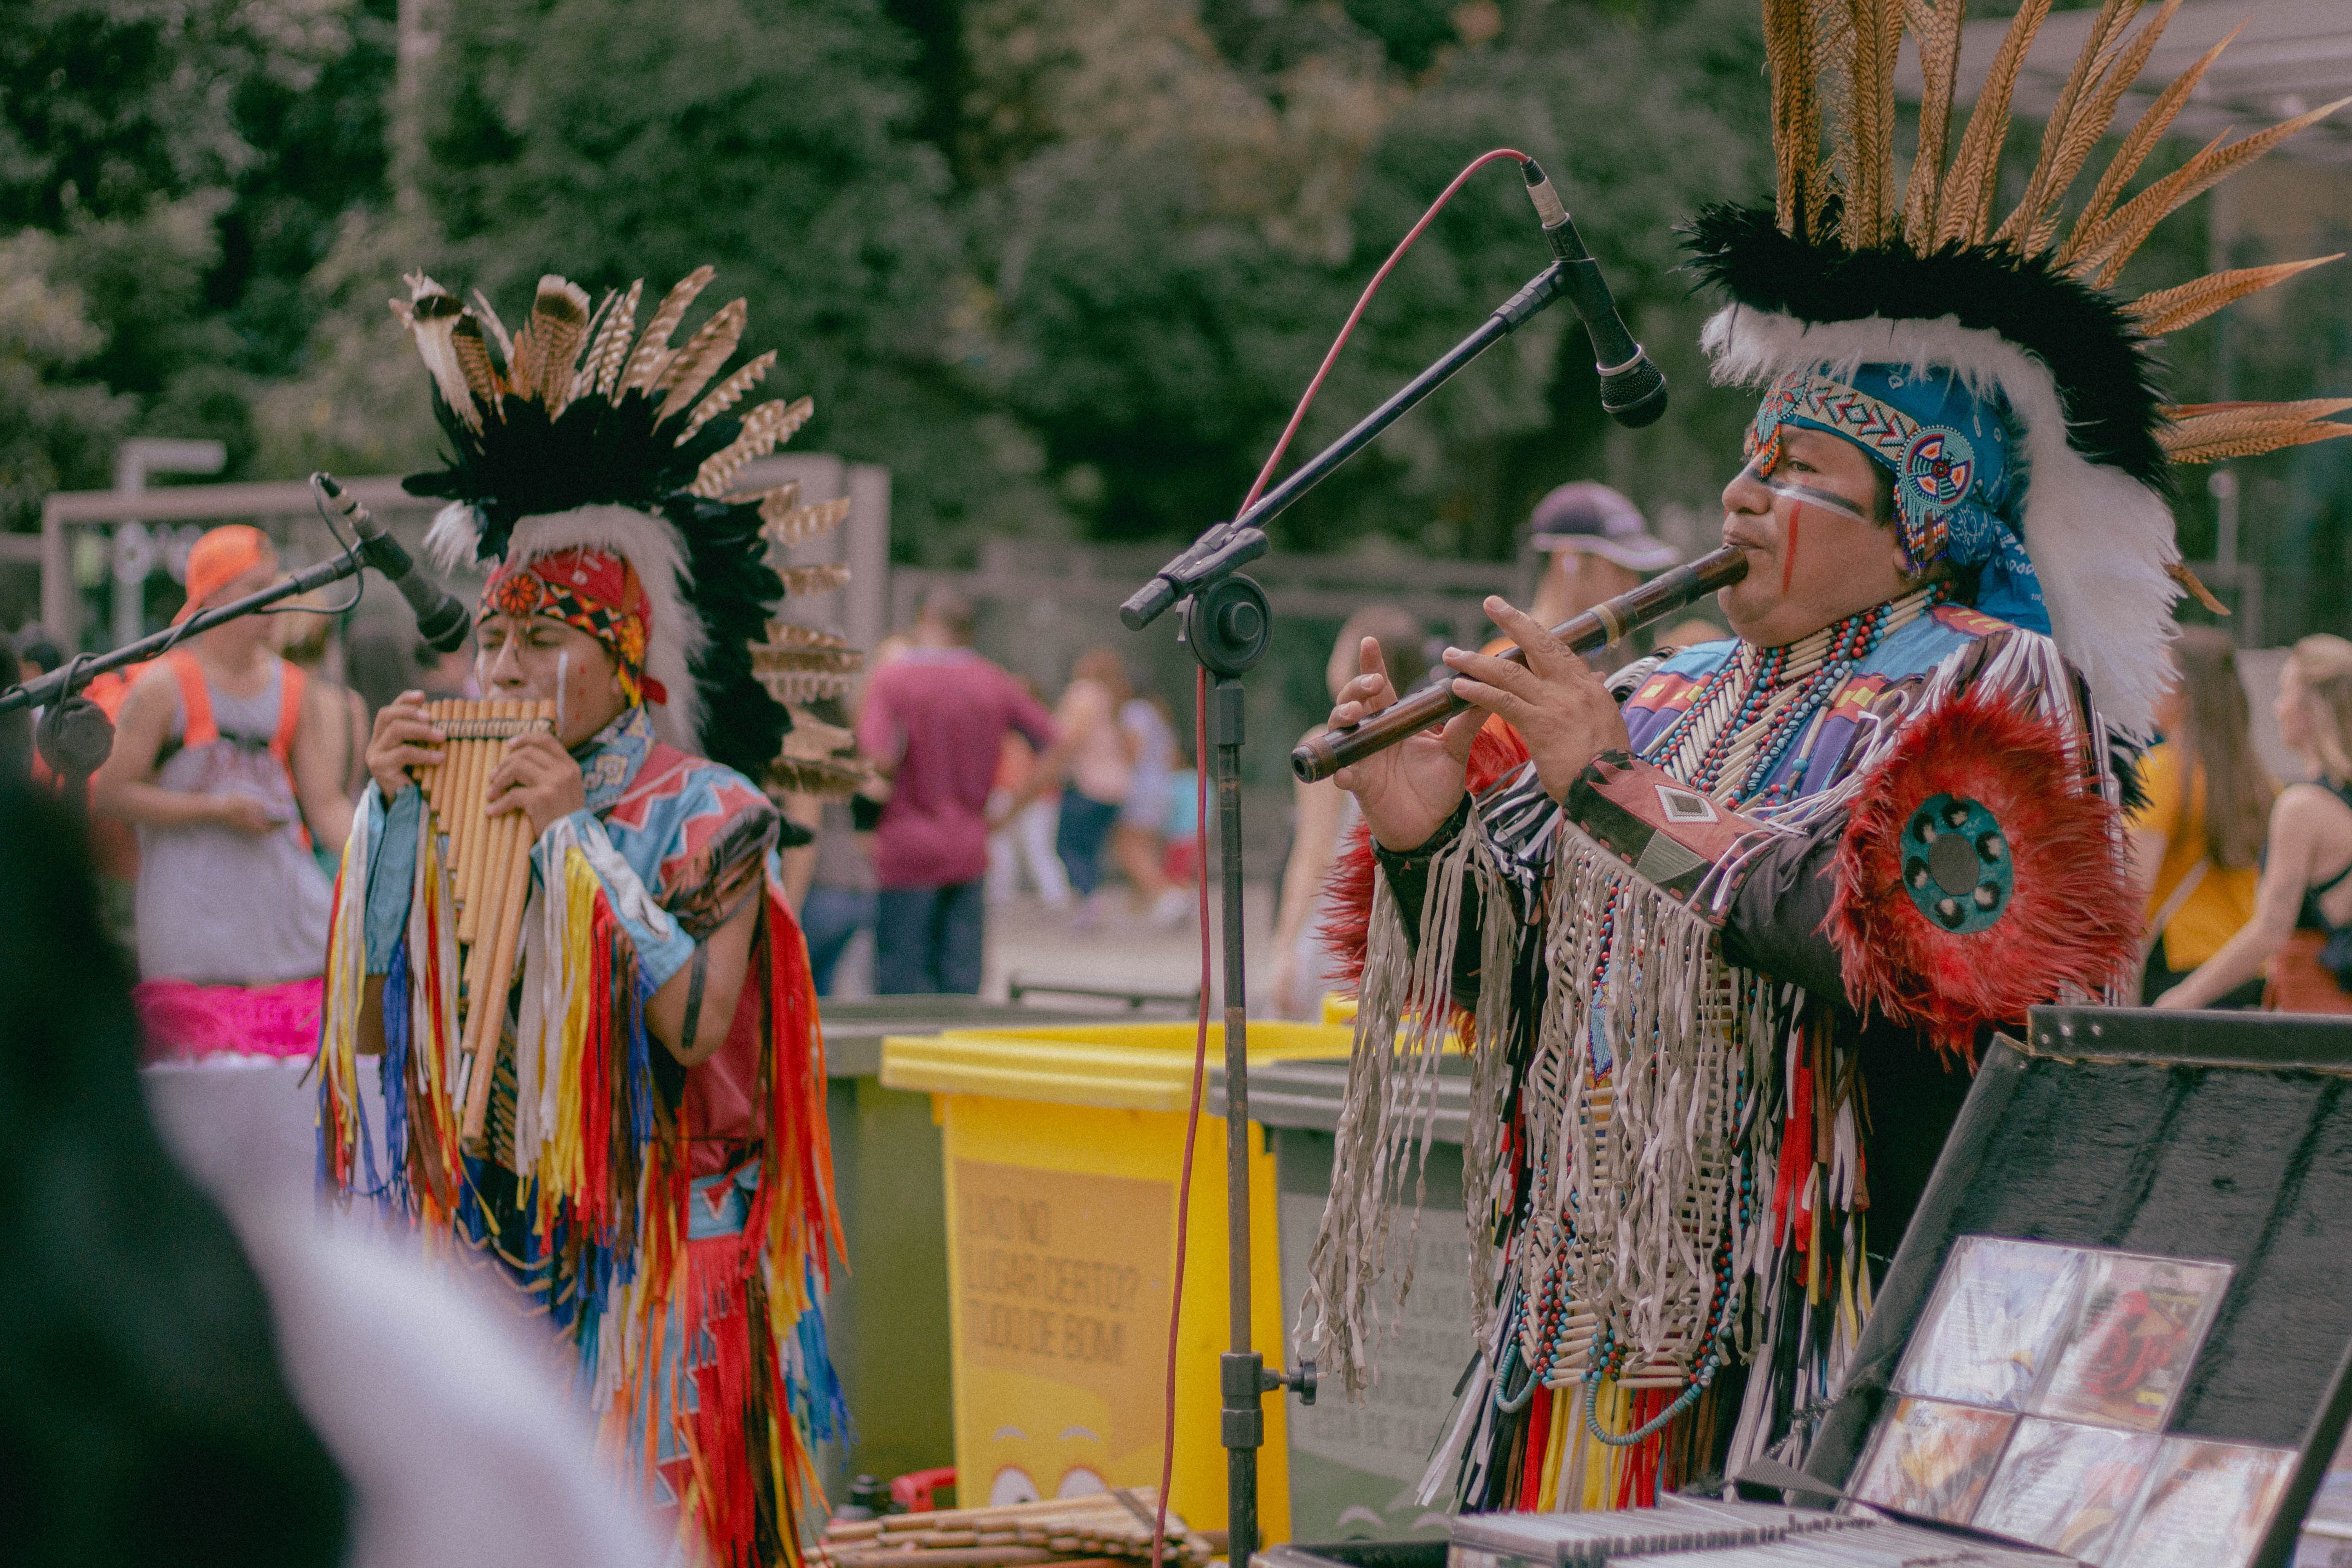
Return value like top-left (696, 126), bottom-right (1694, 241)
top-left (133, 976), bottom-right (325, 1064)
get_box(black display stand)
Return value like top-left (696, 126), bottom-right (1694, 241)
top-left (1805, 1003), bottom-right (2352, 1568)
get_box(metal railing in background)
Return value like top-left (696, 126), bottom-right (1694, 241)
top-left (889, 535), bottom-right (1524, 664)
top-left (32, 453), bottom-right (889, 659)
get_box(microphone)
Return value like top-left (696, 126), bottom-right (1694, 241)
top-left (313, 473), bottom-right (470, 653)
top-left (1521, 159), bottom-right (1668, 429)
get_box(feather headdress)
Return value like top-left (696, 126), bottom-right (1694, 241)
top-left (1696, 0), bottom-right (2349, 737)
top-left (391, 268), bottom-right (863, 784)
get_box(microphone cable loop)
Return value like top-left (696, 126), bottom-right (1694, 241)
top-left (1148, 144), bottom-right (1536, 1568)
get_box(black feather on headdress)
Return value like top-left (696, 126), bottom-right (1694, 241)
top-left (1683, 203), bottom-right (2171, 494)
top-left (392, 269), bottom-right (856, 787)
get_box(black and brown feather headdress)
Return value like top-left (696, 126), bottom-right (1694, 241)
top-left (1701, 0), bottom-right (2347, 735)
top-left (392, 269), bottom-right (865, 790)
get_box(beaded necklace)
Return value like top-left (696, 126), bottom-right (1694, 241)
top-left (1645, 586), bottom-right (1942, 807)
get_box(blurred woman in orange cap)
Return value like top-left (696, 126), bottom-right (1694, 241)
top-left (93, 524), bottom-right (356, 1061)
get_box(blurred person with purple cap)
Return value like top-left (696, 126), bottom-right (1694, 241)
top-left (1523, 480), bottom-right (1681, 673)
top-left (1476, 482), bottom-right (1683, 753)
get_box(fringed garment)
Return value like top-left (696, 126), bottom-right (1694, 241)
top-left (318, 705), bottom-right (845, 1566)
top-left (1298, 599), bottom-right (2138, 1514)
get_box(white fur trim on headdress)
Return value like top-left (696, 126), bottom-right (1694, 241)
top-left (1702, 305), bottom-right (2180, 740)
top-left (423, 502), bottom-right (488, 576)
top-left (428, 500), bottom-right (705, 754)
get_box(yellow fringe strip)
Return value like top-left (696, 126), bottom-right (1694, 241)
top-left (1535, 1381), bottom-right (1571, 1511)
top-left (318, 815), bottom-right (368, 1176)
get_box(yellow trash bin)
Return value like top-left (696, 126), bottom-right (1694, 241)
top-left (879, 1021), bottom-right (1350, 1544)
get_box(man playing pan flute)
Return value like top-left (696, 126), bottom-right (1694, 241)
top-left (319, 265), bottom-right (860, 1566)
top-left (1297, 0), bottom-right (2351, 1517)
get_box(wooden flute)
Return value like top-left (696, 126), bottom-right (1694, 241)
top-left (1289, 542), bottom-right (1749, 783)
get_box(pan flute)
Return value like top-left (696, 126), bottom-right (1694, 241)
top-left (412, 699), bottom-right (556, 1147)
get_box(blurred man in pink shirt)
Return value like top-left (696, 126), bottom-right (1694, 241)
top-left (855, 590), bottom-right (1059, 992)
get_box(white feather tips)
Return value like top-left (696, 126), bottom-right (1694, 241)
top-left (654, 298), bottom-right (749, 424)
top-left (395, 272), bottom-right (483, 432)
top-left (621, 266), bottom-right (718, 395)
top-left (507, 275), bottom-right (594, 413)
top-left (424, 502), bottom-right (488, 573)
top-left (760, 493), bottom-right (852, 548)
top-left (689, 396), bottom-right (815, 498)
top-left (679, 350), bottom-right (775, 443)
top-left (752, 622), bottom-right (863, 704)
top-left (576, 280), bottom-right (643, 402)
top-left (775, 563), bottom-right (853, 596)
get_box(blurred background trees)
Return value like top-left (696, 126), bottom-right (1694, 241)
top-left (0, 0), bottom-right (1779, 566)
top-left (2, 0), bottom-right (2346, 633)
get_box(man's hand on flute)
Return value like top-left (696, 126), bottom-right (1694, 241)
top-left (1329, 637), bottom-right (1481, 852)
top-left (1441, 596), bottom-right (1630, 806)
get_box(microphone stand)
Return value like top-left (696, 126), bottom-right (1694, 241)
top-left (1120, 255), bottom-right (1578, 1561)
top-left (1, 536), bottom-right (384, 802)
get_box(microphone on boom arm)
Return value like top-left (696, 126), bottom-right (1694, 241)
top-left (313, 474), bottom-right (471, 653)
top-left (1521, 159), bottom-right (1668, 429)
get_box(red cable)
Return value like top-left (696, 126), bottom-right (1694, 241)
top-left (1151, 669), bottom-right (1211, 1568)
top-left (1148, 147), bottom-right (1530, 1568)
top-left (1239, 147), bottom-right (1531, 515)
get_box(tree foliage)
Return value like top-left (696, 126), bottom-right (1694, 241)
top-left (955, 0), bottom-right (1772, 557)
top-left (0, 0), bottom-right (394, 527)
top-left (9, 0), bottom-right (2337, 638)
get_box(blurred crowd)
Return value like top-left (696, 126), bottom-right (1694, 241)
top-left (9, 494), bottom-right (2352, 1043)
top-left (797, 588), bottom-right (1202, 1000)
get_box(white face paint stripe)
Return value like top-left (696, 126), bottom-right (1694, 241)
top-left (556, 648), bottom-right (568, 736)
top-left (1738, 457), bottom-right (1874, 526)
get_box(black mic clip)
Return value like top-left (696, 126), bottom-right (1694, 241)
top-left (313, 472), bottom-right (471, 652)
top-left (1520, 159), bottom-right (1668, 429)
top-left (1118, 519), bottom-right (1270, 632)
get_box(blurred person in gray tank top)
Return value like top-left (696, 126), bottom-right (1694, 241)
top-left (94, 527), bottom-right (356, 1059)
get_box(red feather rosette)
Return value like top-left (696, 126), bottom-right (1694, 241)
top-left (1826, 686), bottom-right (2137, 1063)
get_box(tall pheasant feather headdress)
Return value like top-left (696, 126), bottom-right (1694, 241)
top-left (391, 267), bottom-right (865, 785)
top-left (1689, 0), bottom-right (2350, 737)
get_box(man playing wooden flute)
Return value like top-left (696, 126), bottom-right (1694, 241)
top-left (1295, 0), bottom-right (2351, 1514)
top-left (318, 266), bottom-right (852, 1567)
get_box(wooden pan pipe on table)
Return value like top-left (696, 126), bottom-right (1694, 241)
top-left (814, 1488), bottom-right (1216, 1568)
top-left (409, 699), bottom-right (557, 1147)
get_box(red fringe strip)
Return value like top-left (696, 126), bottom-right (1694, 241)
top-left (756, 887), bottom-right (842, 1299)
top-left (680, 1230), bottom-right (792, 1568)
top-left (1519, 1385), bottom-right (1551, 1510)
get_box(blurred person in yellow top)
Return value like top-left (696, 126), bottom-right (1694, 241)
top-left (2130, 627), bottom-right (2275, 1006)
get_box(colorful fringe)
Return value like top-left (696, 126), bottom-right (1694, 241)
top-left (648, 886), bottom-right (847, 1565)
top-left (317, 807), bottom-right (842, 1566)
top-left (1470, 1378), bottom-right (1732, 1513)
top-left (319, 789), bottom-right (465, 1222)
